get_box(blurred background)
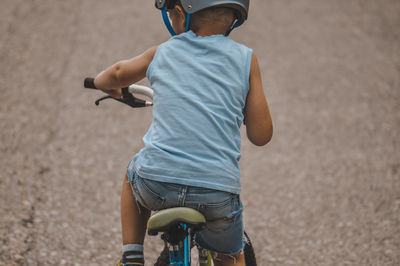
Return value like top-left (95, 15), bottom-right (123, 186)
top-left (0, 0), bottom-right (399, 265)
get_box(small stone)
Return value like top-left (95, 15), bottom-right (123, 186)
top-left (15, 254), bottom-right (24, 260)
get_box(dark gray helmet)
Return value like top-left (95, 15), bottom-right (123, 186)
top-left (155, 0), bottom-right (250, 21)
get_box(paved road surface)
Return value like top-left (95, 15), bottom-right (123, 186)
top-left (1, 0), bottom-right (399, 265)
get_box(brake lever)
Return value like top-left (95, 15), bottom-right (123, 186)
top-left (95, 95), bottom-right (113, 106)
top-left (94, 88), bottom-right (149, 108)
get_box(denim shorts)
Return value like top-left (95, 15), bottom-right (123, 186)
top-left (128, 170), bottom-right (245, 255)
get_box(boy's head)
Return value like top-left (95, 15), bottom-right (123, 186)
top-left (155, 0), bottom-right (249, 36)
top-left (168, 3), bottom-right (235, 35)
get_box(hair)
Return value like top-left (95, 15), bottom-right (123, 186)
top-left (190, 7), bottom-right (235, 33)
top-left (168, 1), bottom-right (235, 33)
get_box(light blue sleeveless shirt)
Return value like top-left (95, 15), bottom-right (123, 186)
top-left (130, 31), bottom-right (252, 194)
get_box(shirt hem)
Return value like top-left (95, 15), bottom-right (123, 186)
top-left (132, 165), bottom-right (241, 195)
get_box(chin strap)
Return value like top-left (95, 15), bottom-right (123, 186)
top-left (161, 8), bottom-right (191, 36)
top-left (161, 8), bottom-right (176, 36)
top-left (225, 20), bottom-right (244, 36)
top-left (185, 13), bottom-right (191, 32)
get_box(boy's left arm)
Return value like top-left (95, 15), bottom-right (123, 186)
top-left (94, 46), bottom-right (158, 98)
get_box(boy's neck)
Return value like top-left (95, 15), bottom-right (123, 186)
top-left (194, 24), bottom-right (229, 37)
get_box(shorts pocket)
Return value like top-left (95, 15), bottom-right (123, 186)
top-left (131, 176), bottom-right (166, 211)
top-left (202, 194), bottom-right (242, 233)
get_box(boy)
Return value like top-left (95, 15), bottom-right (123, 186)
top-left (93, 0), bottom-right (272, 265)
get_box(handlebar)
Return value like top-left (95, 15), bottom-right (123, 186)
top-left (83, 77), bottom-right (153, 108)
top-left (83, 77), bottom-right (98, 90)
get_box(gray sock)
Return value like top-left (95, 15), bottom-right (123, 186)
top-left (122, 244), bottom-right (144, 262)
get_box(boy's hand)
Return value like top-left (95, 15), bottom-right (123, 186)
top-left (93, 73), bottom-right (122, 99)
top-left (101, 87), bottom-right (122, 99)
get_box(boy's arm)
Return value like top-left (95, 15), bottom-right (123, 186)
top-left (94, 46), bottom-right (158, 98)
top-left (244, 53), bottom-right (273, 146)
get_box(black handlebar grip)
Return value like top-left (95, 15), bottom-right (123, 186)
top-left (84, 77), bottom-right (98, 89)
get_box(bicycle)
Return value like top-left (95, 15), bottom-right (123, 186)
top-left (84, 78), bottom-right (257, 266)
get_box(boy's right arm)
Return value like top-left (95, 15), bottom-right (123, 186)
top-left (94, 46), bottom-right (158, 98)
top-left (244, 53), bottom-right (273, 146)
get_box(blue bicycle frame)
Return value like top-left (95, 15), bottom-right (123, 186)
top-left (168, 225), bottom-right (191, 265)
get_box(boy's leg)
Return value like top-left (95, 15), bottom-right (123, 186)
top-left (213, 250), bottom-right (245, 266)
top-left (121, 174), bottom-right (150, 244)
top-left (120, 174), bottom-right (150, 264)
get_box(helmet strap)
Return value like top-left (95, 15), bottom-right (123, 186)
top-left (185, 13), bottom-right (191, 32)
top-left (161, 8), bottom-right (191, 37)
top-left (225, 20), bottom-right (244, 36)
top-left (161, 8), bottom-right (176, 36)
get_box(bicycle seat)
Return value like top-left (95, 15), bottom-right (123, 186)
top-left (147, 207), bottom-right (206, 235)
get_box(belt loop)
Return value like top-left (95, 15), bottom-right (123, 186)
top-left (179, 186), bottom-right (188, 206)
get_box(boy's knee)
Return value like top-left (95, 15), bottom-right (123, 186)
top-left (213, 249), bottom-right (245, 266)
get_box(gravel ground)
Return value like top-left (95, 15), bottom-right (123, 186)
top-left (1, 0), bottom-right (399, 265)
